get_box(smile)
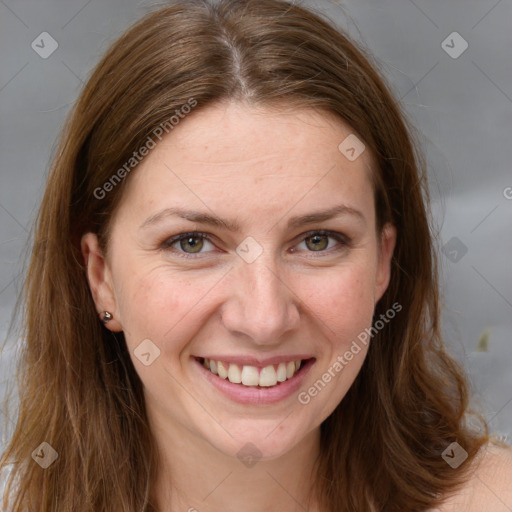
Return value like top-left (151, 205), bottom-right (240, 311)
top-left (193, 356), bottom-right (316, 405)
top-left (202, 357), bottom-right (303, 387)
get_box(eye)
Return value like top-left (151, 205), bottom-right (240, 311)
top-left (293, 230), bottom-right (348, 255)
top-left (161, 230), bottom-right (349, 258)
top-left (163, 232), bottom-right (216, 256)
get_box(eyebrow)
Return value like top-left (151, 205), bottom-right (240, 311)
top-left (139, 204), bottom-right (366, 231)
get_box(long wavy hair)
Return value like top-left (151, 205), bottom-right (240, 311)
top-left (0, 0), bottom-right (492, 510)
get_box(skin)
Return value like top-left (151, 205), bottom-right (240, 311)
top-left (81, 99), bottom-right (437, 511)
top-left (429, 442), bottom-right (512, 512)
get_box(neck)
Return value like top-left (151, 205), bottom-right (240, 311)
top-left (149, 416), bottom-right (322, 512)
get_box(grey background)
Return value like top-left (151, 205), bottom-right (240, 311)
top-left (1, 0), bottom-right (511, 455)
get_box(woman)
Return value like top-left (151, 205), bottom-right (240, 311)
top-left (1, 0), bottom-right (511, 510)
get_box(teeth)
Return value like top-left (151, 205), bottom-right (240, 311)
top-left (276, 362), bottom-right (287, 382)
top-left (202, 358), bottom-right (305, 387)
top-left (217, 361), bottom-right (228, 379)
top-left (241, 366), bottom-right (259, 386)
top-left (259, 365), bottom-right (277, 387)
top-left (286, 361), bottom-right (295, 379)
top-left (227, 363), bottom-right (242, 384)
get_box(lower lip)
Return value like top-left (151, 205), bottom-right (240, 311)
top-left (192, 357), bottom-right (315, 405)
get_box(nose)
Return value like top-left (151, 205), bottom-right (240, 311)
top-left (220, 251), bottom-right (301, 346)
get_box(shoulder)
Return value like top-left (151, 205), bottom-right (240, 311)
top-left (431, 440), bottom-right (512, 512)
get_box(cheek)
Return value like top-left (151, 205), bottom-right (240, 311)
top-left (114, 263), bottom-right (219, 354)
top-left (302, 263), bottom-right (377, 345)
top-left (298, 266), bottom-right (376, 416)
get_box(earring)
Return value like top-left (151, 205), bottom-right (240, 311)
top-left (101, 311), bottom-right (113, 324)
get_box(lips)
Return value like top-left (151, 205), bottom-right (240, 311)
top-left (192, 356), bottom-right (316, 405)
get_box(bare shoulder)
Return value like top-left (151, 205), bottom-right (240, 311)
top-left (431, 441), bottom-right (512, 512)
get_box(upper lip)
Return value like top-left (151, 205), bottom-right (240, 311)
top-left (195, 354), bottom-right (315, 367)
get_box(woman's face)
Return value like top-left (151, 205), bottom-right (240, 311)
top-left (82, 101), bottom-right (395, 461)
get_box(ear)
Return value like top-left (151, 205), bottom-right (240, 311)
top-left (81, 232), bottom-right (123, 332)
top-left (374, 223), bottom-right (396, 303)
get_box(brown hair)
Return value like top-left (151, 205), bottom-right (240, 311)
top-left (0, 0), bottom-right (492, 510)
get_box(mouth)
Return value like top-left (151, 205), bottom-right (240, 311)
top-left (192, 355), bottom-right (315, 404)
top-left (197, 356), bottom-right (312, 388)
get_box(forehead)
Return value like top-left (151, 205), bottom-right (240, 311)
top-left (115, 101), bottom-right (375, 223)
top-left (157, 101), bottom-right (370, 169)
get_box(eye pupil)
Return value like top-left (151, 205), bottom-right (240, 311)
top-left (181, 236), bottom-right (203, 253)
top-left (306, 234), bottom-right (328, 251)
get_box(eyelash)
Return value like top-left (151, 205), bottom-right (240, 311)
top-left (161, 230), bottom-right (351, 259)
